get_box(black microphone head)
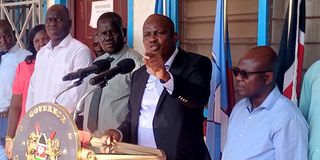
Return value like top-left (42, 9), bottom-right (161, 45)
top-left (117, 58), bottom-right (136, 74)
top-left (92, 58), bottom-right (112, 74)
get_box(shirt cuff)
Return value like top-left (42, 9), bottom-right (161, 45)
top-left (116, 129), bottom-right (123, 142)
top-left (161, 72), bottom-right (174, 94)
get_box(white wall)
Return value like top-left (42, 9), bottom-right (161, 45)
top-left (133, 0), bottom-right (156, 54)
top-left (47, 0), bottom-right (55, 8)
top-left (180, 0), bottom-right (258, 65)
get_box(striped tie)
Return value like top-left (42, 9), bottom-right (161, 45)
top-left (87, 87), bottom-right (103, 133)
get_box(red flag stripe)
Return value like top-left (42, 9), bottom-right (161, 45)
top-left (283, 82), bottom-right (293, 98)
top-left (296, 31), bottom-right (305, 99)
top-left (282, 0), bottom-right (305, 101)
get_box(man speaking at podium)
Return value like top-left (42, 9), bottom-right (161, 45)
top-left (105, 14), bottom-right (212, 160)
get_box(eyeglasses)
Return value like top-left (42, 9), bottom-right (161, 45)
top-left (232, 67), bottom-right (272, 79)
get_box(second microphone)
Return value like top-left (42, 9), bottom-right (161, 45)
top-left (89, 58), bottom-right (136, 85)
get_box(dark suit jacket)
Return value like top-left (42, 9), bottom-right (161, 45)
top-left (118, 48), bottom-right (212, 160)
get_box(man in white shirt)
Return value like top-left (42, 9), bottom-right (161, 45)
top-left (26, 4), bottom-right (92, 113)
top-left (0, 20), bottom-right (31, 160)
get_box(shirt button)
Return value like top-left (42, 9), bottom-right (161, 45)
top-left (249, 116), bottom-right (252, 119)
top-left (239, 134), bottom-right (243, 137)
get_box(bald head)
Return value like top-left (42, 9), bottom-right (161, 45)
top-left (235, 46), bottom-right (278, 104)
top-left (98, 12), bottom-right (123, 28)
top-left (96, 12), bottom-right (125, 54)
top-left (144, 14), bottom-right (175, 34)
top-left (0, 20), bottom-right (15, 51)
top-left (0, 20), bottom-right (12, 30)
top-left (97, 12), bottom-right (124, 39)
top-left (45, 4), bottom-right (71, 47)
top-left (143, 14), bottom-right (177, 61)
top-left (47, 4), bottom-right (70, 20)
top-left (241, 46), bottom-right (278, 73)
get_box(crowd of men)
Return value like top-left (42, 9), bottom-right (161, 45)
top-left (0, 3), bottom-right (319, 160)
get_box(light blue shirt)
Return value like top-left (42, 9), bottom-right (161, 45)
top-left (222, 86), bottom-right (308, 160)
top-left (0, 44), bottom-right (31, 111)
top-left (300, 60), bottom-right (320, 160)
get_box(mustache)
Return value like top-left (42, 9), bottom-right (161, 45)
top-left (149, 42), bottom-right (160, 47)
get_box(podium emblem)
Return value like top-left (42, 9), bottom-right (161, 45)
top-left (13, 103), bottom-right (80, 160)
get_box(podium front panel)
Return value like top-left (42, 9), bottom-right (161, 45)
top-left (12, 102), bottom-right (81, 160)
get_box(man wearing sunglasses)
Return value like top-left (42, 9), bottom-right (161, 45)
top-left (222, 46), bottom-right (308, 160)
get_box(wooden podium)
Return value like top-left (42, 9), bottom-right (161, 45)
top-left (87, 142), bottom-right (165, 160)
top-left (12, 103), bottom-right (165, 160)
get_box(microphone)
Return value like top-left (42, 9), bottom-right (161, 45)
top-left (89, 58), bottom-right (135, 85)
top-left (62, 57), bottom-right (114, 81)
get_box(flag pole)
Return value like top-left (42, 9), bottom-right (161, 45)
top-left (288, 0), bottom-right (296, 101)
top-left (287, 0), bottom-right (293, 46)
top-left (223, 0), bottom-right (235, 113)
top-left (223, 0), bottom-right (228, 49)
top-left (287, 0), bottom-right (297, 101)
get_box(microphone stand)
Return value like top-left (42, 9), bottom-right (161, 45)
top-left (52, 78), bottom-right (84, 104)
top-left (73, 80), bottom-right (108, 123)
top-left (53, 56), bottom-right (115, 104)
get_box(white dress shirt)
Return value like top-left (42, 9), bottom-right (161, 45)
top-left (137, 48), bottom-right (177, 147)
top-left (26, 34), bottom-right (92, 112)
top-left (0, 45), bottom-right (31, 111)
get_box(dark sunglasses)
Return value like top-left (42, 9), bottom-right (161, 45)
top-left (232, 67), bottom-right (272, 79)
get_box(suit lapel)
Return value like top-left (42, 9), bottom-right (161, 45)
top-left (169, 48), bottom-right (187, 76)
top-left (132, 66), bottom-right (149, 126)
top-left (155, 49), bottom-right (187, 113)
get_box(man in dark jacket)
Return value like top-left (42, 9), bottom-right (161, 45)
top-left (105, 14), bottom-right (212, 160)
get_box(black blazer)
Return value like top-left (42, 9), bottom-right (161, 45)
top-left (118, 48), bottom-right (212, 160)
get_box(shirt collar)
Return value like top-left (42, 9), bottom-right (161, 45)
top-left (165, 47), bottom-right (178, 69)
top-left (46, 34), bottom-right (72, 50)
top-left (96, 45), bottom-right (129, 62)
top-left (245, 86), bottom-right (281, 112)
top-left (7, 44), bottom-right (19, 53)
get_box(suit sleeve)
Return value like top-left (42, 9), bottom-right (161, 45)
top-left (171, 56), bottom-right (212, 109)
top-left (117, 70), bottom-right (137, 142)
top-left (117, 99), bottom-right (132, 142)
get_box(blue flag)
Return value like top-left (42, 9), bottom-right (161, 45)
top-left (206, 0), bottom-right (234, 159)
top-left (154, 0), bottom-right (164, 14)
top-left (154, 0), bottom-right (179, 46)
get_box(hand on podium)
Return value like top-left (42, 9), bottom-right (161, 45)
top-left (90, 129), bottom-right (122, 154)
top-left (90, 129), bottom-right (122, 147)
top-left (103, 129), bottom-right (123, 146)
